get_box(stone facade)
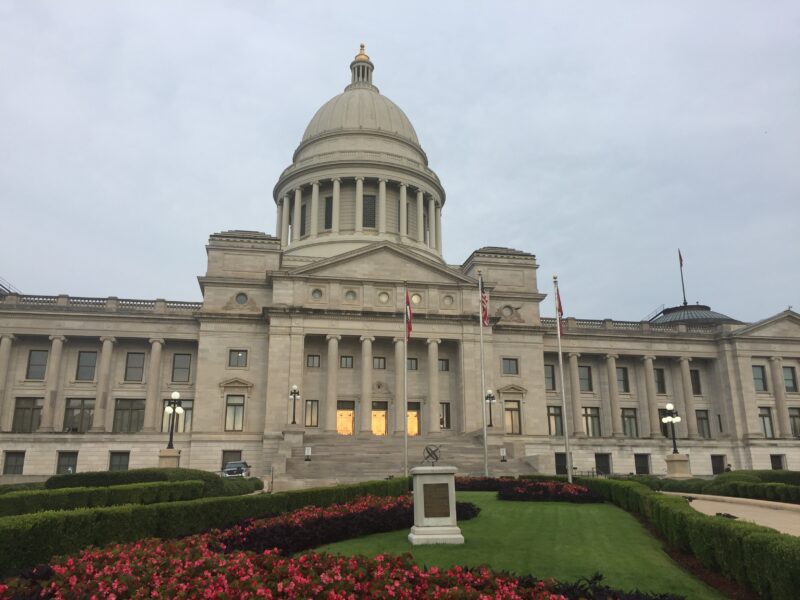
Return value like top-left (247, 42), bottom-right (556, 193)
top-left (1, 47), bottom-right (799, 484)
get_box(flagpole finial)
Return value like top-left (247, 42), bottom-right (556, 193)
top-left (553, 275), bottom-right (558, 283)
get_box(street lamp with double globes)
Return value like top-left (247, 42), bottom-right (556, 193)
top-left (485, 389), bottom-right (496, 427)
top-left (164, 391), bottom-right (184, 450)
top-left (289, 385), bottom-right (301, 425)
top-left (661, 402), bottom-right (682, 454)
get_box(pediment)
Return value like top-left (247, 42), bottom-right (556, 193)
top-left (497, 384), bottom-right (528, 395)
top-left (290, 243), bottom-right (474, 285)
top-left (732, 311), bottom-right (800, 339)
top-left (219, 377), bottom-right (254, 390)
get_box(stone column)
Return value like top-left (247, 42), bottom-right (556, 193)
top-left (280, 195), bottom-right (290, 245)
top-left (325, 335), bottom-right (340, 432)
top-left (399, 184), bottom-right (408, 237)
top-left (0, 334), bottom-right (15, 432)
top-left (378, 179), bottom-right (387, 233)
top-left (678, 357), bottom-right (699, 438)
top-left (394, 337), bottom-right (406, 434)
top-left (359, 336), bottom-right (374, 432)
top-left (310, 181), bottom-right (319, 237)
top-left (605, 354), bottom-right (623, 436)
top-left (435, 204), bottom-right (442, 253)
top-left (427, 196), bottom-right (436, 249)
top-left (94, 336), bottom-right (116, 432)
top-left (642, 355), bottom-right (660, 437)
top-left (355, 177), bottom-right (364, 233)
top-left (292, 188), bottom-right (302, 242)
top-left (331, 178), bottom-right (341, 233)
top-left (427, 339), bottom-right (441, 433)
top-left (143, 338), bottom-right (164, 432)
top-left (416, 190), bottom-right (425, 242)
top-left (39, 335), bottom-right (66, 432)
top-left (568, 352), bottom-right (584, 435)
top-left (769, 356), bottom-right (792, 438)
top-left (276, 200), bottom-right (283, 245)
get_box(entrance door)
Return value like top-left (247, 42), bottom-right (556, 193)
top-left (336, 401), bottom-right (355, 436)
top-left (504, 400), bottom-right (521, 434)
top-left (407, 402), bottom-right (420, 436)
top-left (710, 454), bottom-right (726, 474)
top-left (595, 453), bottom-right (611, 476)
top-left (371, 401), bottom-right (388, 436)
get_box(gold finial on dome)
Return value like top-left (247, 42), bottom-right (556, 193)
top-left (354, 43), bottom-right (370, 62)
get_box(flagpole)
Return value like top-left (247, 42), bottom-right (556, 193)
top-left (678, 249), bottom-right (687, 306)
top-left (478, 271), bottom-right (489, 477)
top-left (554, 275), bottom-right (573, 483)
top-left (403, 282), bottom-right (409, 478)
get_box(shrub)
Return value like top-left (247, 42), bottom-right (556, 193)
top-left (219, 477), bottom-right (264, 496)
top-left (497, 480), bottom-right (602, 503)
top-left (0, 481), bottom-right (45, 496)
top-left (45, 467), bottom-right (225, 497)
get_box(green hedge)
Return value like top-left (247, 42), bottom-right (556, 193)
top-left (45, 468), bottom-right (224, 496)
top-left (0, 477), bottom-right (409, 577)
top-left (0, 481), bottom-right (205, 517)
top-left (624, 472), bottom-right (800, 505)
top-left (219, 477), bottom-right (264, 496)
top-left (579, 477), bottom-right (800, 599)
top-left (0, 481), bottom-right (45, 496)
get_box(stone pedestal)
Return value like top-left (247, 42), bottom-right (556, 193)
top-left (158, 448), bottom-right (181, 468)
top-left (665, 453), bottom-right (691, 479)
top-left (408, 465), bottom-right (464, 545)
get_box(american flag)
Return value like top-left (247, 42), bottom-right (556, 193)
top-left (556, 285), bottom-right (564, 336)
top-left (480, 276), bottom-right (489, 327)
top-left (678, 249), bottom-right (684, 268)
top-left (405, 289), bottom-right (413, 339)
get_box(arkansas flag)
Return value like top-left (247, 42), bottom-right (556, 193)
top-left (405, 290), bottom-right (413, 339)
top-left (556, 286), bottom-right (564, 335)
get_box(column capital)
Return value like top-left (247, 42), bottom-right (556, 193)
top-left (281, 194), bottom-right (289, 201)
top-left (294, 186), bottom-right (303, 193)
top-left (769, 356), bottom-right (784, 364)
top-left (677, 356), bottom-right (692, 364)
top-left (100, 336), bottom-right (117, 345)
top-left (48, 335), bottom-right (67, 343)
top-left (331, 177), bottom-right (341, 183)
top-left (642, 355), bottom-right (656, 362)
top-left (567, 352), bottom-right (581, 359)
top-left (355, 176), bottom-right (364, 182)
top-left (359, 335), bottom-right (375, 343)
top-left (0, 333), bottom-right (16, 342)
top-left (392, 337), bottom-right (406, 344)
top-left (605, 353), bottom-right (618, 361)
top-left (325, 334), bottom-right (342, 342)
top-left (311, 180), bottom-right (320, 188)
top-left (378, 177), bottom-right (388, 184)
top-left (398, 181), bottom-right (407, 188)
top-left (426, 338), bottom-right (442, 346)
top-left (148, 338), bottom-right (165, 346)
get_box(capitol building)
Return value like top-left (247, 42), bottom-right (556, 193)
top-left (1, 47), bottom-right (798, 485)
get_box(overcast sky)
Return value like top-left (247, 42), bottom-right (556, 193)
top-left (1, 1), bottom-right (798, 323)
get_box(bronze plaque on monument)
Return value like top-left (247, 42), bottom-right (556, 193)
top-left (423, 483), bottom-right (450, 518)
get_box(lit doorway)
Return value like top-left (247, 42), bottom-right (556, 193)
top-left (371, 401), bottom-right (388, 436)
top-left (336, 401), bottom-right (355, 435)
top-left (407, 402), bottom-right (420, 436)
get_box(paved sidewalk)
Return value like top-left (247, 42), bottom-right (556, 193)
top-left (663, 492), bottom-right (800, 536)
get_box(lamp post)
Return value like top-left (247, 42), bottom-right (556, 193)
top-left (485, 389), bottom-right (496, 427)
top-left (661, 402), bottom-right (682, 454)
top-left (289, 384), bottom-right (301, 425)
top-left (164, 391), bottom-right (184, 450)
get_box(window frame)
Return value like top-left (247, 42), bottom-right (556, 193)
top-left (300, 202), bottom-right (307, 236)
top-left (324, 196), bottom-right (333, 230)
top-left (373, 356), bottom-right (386, 370)
top-left (56, 451), bottom-right (78, 475)
top-left (112, 398), bottom-right (146, 433)
top-left (407, 357), bottom-right (418, 371)
top-left (547, 405), bottom-right (563, 436)
top-left (228, 349), bottom-right (248, 368)
top-left (544, 364), bottom-right (556, 391)
top-left (789, 407), bottom-right (800, 438)
top-left (26, 350), bottom-right (48, 380)
top-left (12, 397), bottom-right (43, 433)
top-left (161, 398), bottom-right (193, 433)
top-left (306, 354), bottom-right (321, 368)
top-left (690, 369), bottom-right (702, 395)
top-left (225, 394), bottom-right (245, 431)
top-left (440, 402), bottom-right (451, 429)
top-left (583, 406), bottom-right (601, 437)
top-left (75, 351), bottom-right (97, 381)
top-left (438, 358), bottom-right (450, 372)
top-left (64, 398), bottom-right (95, 433)
top-left (362, 194), bottom-right (377, 228)
top-left (504, 399), bottom-right (522, 434)
top-left (696, 409), bottom-right (711, 439)
top-left (124, 352), bottom-right (145, 382)
top-left (501, 357), bottom-right (519, 376)
top-left (172, 353), bottom-right (192, 383)
top-left (759, 406), bottom-right (774, 439)
top-left (304, 399), bottom-right (319, 427)
top-left (616, 367), bottom-right (630, 394)
top-left (621, 407), bottom-right (638, 437)
top-left (654, 368), bottom-right (667, 394)
top-left (340, 355), bottom-right (354, 369)
top-left (3, 451), bottom-right (25, 475)
top-left (109, 451), bottom-right (130, 472)
top-left (753, 365), bottom-right (768, 392)
top-left (579, 366), bottom-right (593, 392)
top-left (784, 366), bottom-right (798, 393)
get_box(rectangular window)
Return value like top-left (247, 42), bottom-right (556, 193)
top-left (438, 358), bottom-right (450, 372)
top-left (64, 398), bottom-right (94, 433)
top-left (172, 354), bottom-right (191, 382)
top-left (718, 413), bottom-right (724, 433)
top-left (784, 366), bottom-right (798, 393)
top-left (3, 451), bottom-right (25, 475)
top-left (363, 195), bottom-right (376, 228)
top-left (544, 364), bottom-right (556, 391)
top-left (306, 354), bottom-right (321, 368)
top-left (622, 407), bottom-right (638, 437)
top-left (221, 450), bottom-right (242, 469)
top-left (504, 400), bottom-right (521, 434)
top-left (583, 407), bottom-right (601, 437)
top-left (225, 395), bottom-right (245, 431)
top-left (373, 356), bottom-right (386, 369)
top-left (654, 368), bottom-right (666, 394)
top-left (595, 453), bottom-right (612, 476)
top-left (770, 454), bottom-right (786, 470)
top-left (340, 355), bottom-right (353, 369)
top-left (300, 202), bottom-right (307, 236)
top-left (228, 349), bottom-right (248, 368)
top-left (26, 350), bottom-right (48, 380)
top-left (305, 399), bottom-right (319, 427)
top-left (658, 408), bottom-right (670, 437)
top-left (547, 405), bottom-right (563, 436)
top-left (56, 451), bottom-right (78, 475)
top-left (12, 397), bottom-right (43, 433)
top-left (75, 351), bottom-right (97, 381)
top-left (789, 407), bottom-right (800, 438)
top-left (616, 367), bottom-right (630, 393)
top-left (634, 454), bottom-right (651, 475)
top-left (161, 399), bottom-right (193, 433)
top-left (690, 369), bottom-right (702, 395)
top-left (502, 358), bottom-right (519, 375)
top-left (440, 402), bottom-right (451, 429)
top-left (759, 406), bottom-right (774, 439)
top-left (696, 409), bottom-right (711, 439)
top-left (407, 357), bottom-right (418, 371)
top-left (124, 352), bottom-right (145, 382)
top-left (554, 453), bottom-right (568, 475)
top-left (109, 451), bottom-right (130, 472)
top-left (579, 366), bottom-right (593, 392)
top-left (112, 399), bottom-right (146, 433)
top-left (753, 365), bottom-right (768, 392)
top-left (324, 196), bottom-right (333, 230)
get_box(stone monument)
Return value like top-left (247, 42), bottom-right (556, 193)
top-left (408, 446), bottom-right (464, 545)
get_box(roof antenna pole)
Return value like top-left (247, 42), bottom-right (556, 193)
top-left (678, 249), bottom-right (688, 306)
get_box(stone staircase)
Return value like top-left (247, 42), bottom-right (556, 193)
top-left (271, 432), bottom-right (538, 490)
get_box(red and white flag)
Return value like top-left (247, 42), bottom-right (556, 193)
top-left (678, 249), bottom-right (684, 268)
top-left (405, 289), bottom-right (413, 340)
top-left (480, 276), bottom-right (490, 327)
top-left (556, 286), bottom-right (564, 336)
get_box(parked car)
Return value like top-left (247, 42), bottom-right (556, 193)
top-left (221, 461), bottom-right (251, 477)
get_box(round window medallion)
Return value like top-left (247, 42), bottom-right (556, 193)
top-left (311, 288), bottom-right (323, 300)
top-left (235, 293), bottom-right (248, 305)
top-left (378, 292), bottom-right (390, 304)
top-left (411, 293), bottom-right (422, 305)
top-left (501, 305), bottom-right (514, 317)
top-left (442, 295), bottom-right (454, 306)
top-left (345, 290), bottom-right (357, 301)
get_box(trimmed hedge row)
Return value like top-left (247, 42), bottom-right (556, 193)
top-left (626, 472), bottom-right (800, 504)
top-left (0, 481), bottom-right (45, 496)
top-left (0, 477), bottom-right (409, 576)
top-left (0, 481), bottom-right (205, 517)
top-left (579, 477), bottom-right (800, 600)
top-left (219, 477), bottom-right (264, 496)
top-left (45, 467), bottom-right (225, 496)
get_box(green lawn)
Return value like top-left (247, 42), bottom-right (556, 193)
top-left (316, 492), bottom-right (726, 600)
